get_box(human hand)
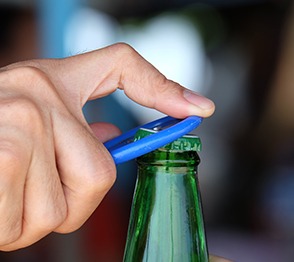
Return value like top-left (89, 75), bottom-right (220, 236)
top-left (0, 43), bottom-right (215, 251)
top-left (210, 255), bottom-right (233, 262)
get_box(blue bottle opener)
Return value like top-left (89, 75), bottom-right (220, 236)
top-left (104, 115), bottom-right (202, 165)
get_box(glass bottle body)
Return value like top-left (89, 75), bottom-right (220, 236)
top-left (123, 148), bottom-right (208, 262)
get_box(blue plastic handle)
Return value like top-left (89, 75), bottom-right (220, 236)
top-left (104, 115), bottom-right (202, 165)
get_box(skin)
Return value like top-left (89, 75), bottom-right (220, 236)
top-left (210, 256), bottom-right (233, 262)
top-left (0, 43), bottom-right (215, 251)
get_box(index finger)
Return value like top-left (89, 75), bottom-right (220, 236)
top-left (32, 43), bottom-right (215, 119)
top-left (107, 43), bottom-right (215, 118)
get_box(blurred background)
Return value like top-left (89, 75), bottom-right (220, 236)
top-left (0, 0), bottom-right (294, 261)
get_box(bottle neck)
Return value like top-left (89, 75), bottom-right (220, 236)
top-left (137, 149), bottom-right (200, 168)
top-left (124, 131), bottom-right (208, 261)
top-left (123, 149), bottom-right (207, 261)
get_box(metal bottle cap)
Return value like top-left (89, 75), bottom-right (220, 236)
top-left (134, 128), bottom-right (202, 152)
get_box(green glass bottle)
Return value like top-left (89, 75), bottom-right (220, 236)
top-left (123, 128), bottom-right (209, 262)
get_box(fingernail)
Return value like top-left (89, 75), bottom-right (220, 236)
top-left (183, 89), bottom-right (214, 110)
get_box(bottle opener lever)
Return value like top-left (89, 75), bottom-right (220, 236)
top-left (104, 115), bottom-right (202, 165)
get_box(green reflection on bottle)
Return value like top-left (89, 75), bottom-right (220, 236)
top-left (123, 129), bottom-right (208, 262)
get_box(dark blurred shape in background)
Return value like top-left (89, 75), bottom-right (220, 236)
top-left (0, 3), bottom-right (38, 67)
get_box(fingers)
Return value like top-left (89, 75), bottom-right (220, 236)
top-left (0, 67), bottom-right (117, 250)
top-left (23, 43), bottom-right (214, 119)
top-left (0, 97), bottom-right (67, 251)
top-left (89, 122), bottom-right (121, 142)
top-left (0, 139), bottom-right (27, 246)
top-left (117, 44), bottom-right (215, 118)
top-left (51, 112), bottom-right (116, 233)
top-left (1, 144), bottom-right (67, 251)
top-left (83, 43), bottom-right (214, 118)
top-left (209, 255), bottom-right (234, 262)
top-left (0, 43), bottom-right (215, 251)
top-left (0, 98), bottom-right (34, 247)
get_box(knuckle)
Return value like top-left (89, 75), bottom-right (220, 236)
top-left (0, 65), bottom-right (57, 107)
top-left (41, 217), bottom-right (63, 232)
top-left (0, 145), bottom-right (24, 186)
top-left (153, 77), bottom-right (179, 106)
top-left (0, 66), bottom-right (49, 92)
top-left (98, 163), bottom-right (116, 191)
top-left (0, 145), bottom-right (20, 170)
top-left (155, 75), bottom-right (177, 94)
top-left (10, 97), bottom-right (41, 123)
top-left (110, 42), bottom-right (138, 63)
top-left (35, 196), bottom-right (67, 231)
top-left (0, 96), bottom-right (44, 134)
top-left (0, 149), bottom-right (24, 247)
top-left (7, 66), bottom-right (47, 85)
top-left (87, 157), bottom-right (116, 195)
top-left (111, 42), bottom-right (135, 55)
top-left (36, 209), bottom-right (67, 232)
top-left (0, 230), bottom-right (21, 247)
top-left (0, 218), bottom-right (22, 246)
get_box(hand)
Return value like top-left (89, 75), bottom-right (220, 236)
top-left (210, 255), bottom-right (233, 262)
top-left (0, 43), bottom-right (215, 251)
